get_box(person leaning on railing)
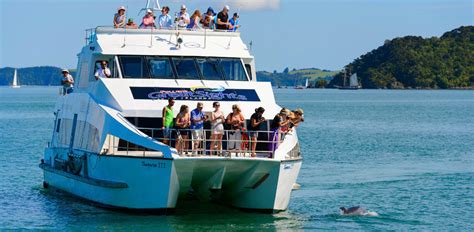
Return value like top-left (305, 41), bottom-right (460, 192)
top-left (268, 108), bottom-right (291, 158)
top-left (200, 7), bottom-right (216, 29)
top-left (113, 6), bottom-right (126, 28)
top-left (226, 104), bottom-right (245, 154)
top-left (175, 104), bottom-right (190, 155)
top-left (228, 12), bottom-right (240, 31)
top-left (60, 69), bottom-right (74, 95)
top-left (216, 5), bottom-right (231, 30)
top-left (187, 10), bottom-right (202, 30)
top-left (140, 9), bottom-right (156, 29)
top-left (289, 108), bottom-right (304, 129)
top-left (158, 6), bottom-right (173, 29)
top-left (176, 5), bottom-right (190, 29)
top-left (125, 18), bottom-right (138, 29)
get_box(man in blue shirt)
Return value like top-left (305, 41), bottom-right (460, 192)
top-left (158, 6), bottom-right (173, 29)
top-left (190, 102), bottom-right (208, 154)
top-left (229, 13), bottom-right (240, 31)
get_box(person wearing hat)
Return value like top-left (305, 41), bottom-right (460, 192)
top-left (268, 108), bottom-right (291, 157)
top-left (61, 69), bottom-right (74, 95)
top-left (176, 4), bottom-right (190, 28)
top-left (290, 108), bottom-right (305, 128)
top-left (201, 7), bottom-right (216, 29)
top-left (125, 18), bottom-right (138, 29)
top-left (249, 107), bottom-right (266, 157)
top-left (216, 5), bottom-right (231, 30)
top-left (190, 102), bottom-right (208, 155)
top-left (114, 6), bottom-right (127, 28)
top-left (158, 6), bottom-right (172, 29)
top-left (140, 9), bottom-right (156, 29)
top-left (229, 12), bottom-right (240, 31)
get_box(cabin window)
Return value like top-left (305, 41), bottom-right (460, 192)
top-left (172, 57), bottom-right (200, 79)
top-left (196, 58), bottom-right (223, 80)
top-left (220, 58), bottom-right (248, 81)
top-left (245, 64), bottom-right (253, 80)
top-left (147, 57), bottom-right (174, 79)
top-left (117, 56), bottom-right (249, 81)
top-left (119, 56), bottom-right (149, 78)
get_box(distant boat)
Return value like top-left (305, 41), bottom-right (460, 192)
top-left (295, 78), bottom-right (309, 89)
top-left (11, 69), bottom-right (20, 88)
top-left (338, 73), bottom-right (360, 90)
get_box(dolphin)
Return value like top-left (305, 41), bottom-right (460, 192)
top-left (340, 206), bottom-right (378, 216)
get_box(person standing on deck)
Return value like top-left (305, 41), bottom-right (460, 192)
top-left (140, 9), bottom-right (156, 28)
top-left (249, 107), bottom-right (265, 157)
top-left (61, 69), bottom-right (74, 95)
top-left (113, 6), bottom-right (127, 28)
top-left (229, 12), bottom-right (240, 31)
top-left (190, 102), bottom-right (208, 155)
top-left (216, 5), bottom-right (231, 30)
top-left (210, 102), bottom-right (225, 156)
top-left (94, 61), bottom-right (111, 79)
top-left (162, 98), bottom-right (175, 145)
top-left (176, 5), bottom-right (190, 28)
top-left (158, 6), bottom-right (173, 29)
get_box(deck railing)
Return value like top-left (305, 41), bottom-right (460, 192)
top-left (107, 127), bottom-right (287, 159)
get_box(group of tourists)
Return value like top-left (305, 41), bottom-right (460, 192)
top-left (113, 5), bottom-right (240, 31)
top-left (161, 98), bottom-right (304, 158)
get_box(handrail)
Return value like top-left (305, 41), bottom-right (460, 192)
top-left (106, 127), bottom-right (288, 159)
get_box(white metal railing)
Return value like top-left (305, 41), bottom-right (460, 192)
top-left (106, 127), bottom-right (288, 159)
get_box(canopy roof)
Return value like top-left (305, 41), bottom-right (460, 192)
top-left (91, 27), bottom-right (253, 58)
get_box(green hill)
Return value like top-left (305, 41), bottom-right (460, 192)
top-left (257, 68), bottom-right (338, 87)
top-left (0, 66), bottom-right (76, 86)
top-left (329, 26), bottom-right (474, 89)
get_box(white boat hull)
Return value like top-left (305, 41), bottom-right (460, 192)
top-left (42, 148), bottom-right (301, 212)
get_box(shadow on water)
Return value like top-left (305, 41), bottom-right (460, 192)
top-left (35, 186), bottom-right (308, 231)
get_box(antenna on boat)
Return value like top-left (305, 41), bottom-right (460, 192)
top-left (226, 7), bottom-right (240, 49)
top-left (122, 5), bottom-right (129, 48)
top-left (138, 0), bottom-right (161, 16)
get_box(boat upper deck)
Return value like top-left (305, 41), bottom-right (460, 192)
top-left (86, 27), bottom-right (252, 59)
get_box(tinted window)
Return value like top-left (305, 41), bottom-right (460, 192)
top-left (172, 57), bottom-right (200, 79)
top-left (220, 58), bottom-right (248, 81)
top-left (119, 56), bottom-right (149, 78)
top-left (147, 57), bottom-right (174, 79)
top-left (245, 64), bottom-right (253, 80)
top-left (196, 58), bottom-right (223, 80)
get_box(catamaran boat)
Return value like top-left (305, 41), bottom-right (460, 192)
top-left (40, 7), bottom-right (302, 213)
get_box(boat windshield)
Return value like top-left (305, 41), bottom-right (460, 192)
top-left (118, 56), bottom-right (248, 81)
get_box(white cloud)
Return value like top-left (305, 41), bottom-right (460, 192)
top-left (224, 0), bottom-right (280, 11)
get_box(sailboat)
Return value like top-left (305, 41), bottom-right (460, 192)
top-left (295, 78), bottom-right (309, 89)
top-left (11, 69), bottom-right (20, 88)
top-left (338, 73), bottom-right (360, 90)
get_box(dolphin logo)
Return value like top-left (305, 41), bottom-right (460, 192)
top-left (189, 85), bottom-right (226, 92)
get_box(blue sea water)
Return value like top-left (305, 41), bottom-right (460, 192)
top-left (0, 87), bottom-right (473, 230)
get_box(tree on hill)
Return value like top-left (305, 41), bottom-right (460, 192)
top-left (329, 26), bottom-right (474, 89)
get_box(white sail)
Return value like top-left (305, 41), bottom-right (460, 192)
top-left (349, 73), bottom-right (358, 87)
top-left (305, 78), bottom-right (309, 88)
top-left (11, 69), bottom-right (20, 88)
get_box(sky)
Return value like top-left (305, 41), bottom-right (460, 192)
top-left (0, 0), bottom-right (472, 71)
